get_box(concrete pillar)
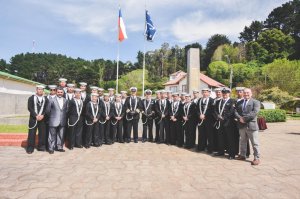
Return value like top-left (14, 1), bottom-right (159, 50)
top-left (187, 48), bottom-right (200, 94)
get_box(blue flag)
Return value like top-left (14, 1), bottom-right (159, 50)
top-left (145, 10), bottom-right (157, 41)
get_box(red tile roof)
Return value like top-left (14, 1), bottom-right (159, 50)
top-left (164, 70), bottom-right (224, 88)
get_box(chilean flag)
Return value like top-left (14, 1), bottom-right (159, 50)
top-left (118, 8), bottom-right (128, 42)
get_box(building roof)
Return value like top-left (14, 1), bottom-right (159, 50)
top-left (163, 70), bottom-right (225, 88)
top-left (0, 71), bottom-right (45, 86)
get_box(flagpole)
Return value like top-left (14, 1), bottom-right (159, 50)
top-left (142, 1), bottom-right (147, 98)
top-left (116, 41), bottom-right (120, 94)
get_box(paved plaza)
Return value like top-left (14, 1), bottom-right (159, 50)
top-left (0, 120), bottom-right (299, 199)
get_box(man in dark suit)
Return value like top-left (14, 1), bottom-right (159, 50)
top-left (154, 90), bottom-right (171, 144)
top-left (169, 93), bottom-right (183, 146)
top-left (111, 94), bottom-right (125, 143)
top-left (125, 87), bottom-right (141, 143)
top-left (120, 91), bottom-right (128, 141)
top-left (26, 85), bottom-right (48, 154)
top-left (196, 88), bottom-right (214, 153)
top-left (235, 88), bottom-right (261, 165)
top-left (140, 89), bottom-right (155, 143)
top-left (182, 94), bottom-right (196, 149)
top-left (154, 90), bottom-right (161, 143)
top-left (212, 87), bottom-right (223, 152)
top-left (214, 88), bottom-right (236, 159)
top-left (67, 88), bottom-right (84, 149)
top-left (46, 87), bottom-right (68, 154)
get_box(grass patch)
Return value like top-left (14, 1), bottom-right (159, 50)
top-left (0, 125), bottom-right (27, 133)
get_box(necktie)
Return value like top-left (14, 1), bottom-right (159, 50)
top-left (243, 99), bottom-right (247, 111)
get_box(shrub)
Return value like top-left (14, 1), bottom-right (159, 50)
top-left (257, 87), bottom-right (294, 106)
top-left (258, 109), bottom-right (286, 122)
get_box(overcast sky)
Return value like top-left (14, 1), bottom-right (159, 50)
top-left (0, 0), bottom-right (288, 63)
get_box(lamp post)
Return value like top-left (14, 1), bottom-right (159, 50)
top-left (225, 55), bottom-right (233, 90)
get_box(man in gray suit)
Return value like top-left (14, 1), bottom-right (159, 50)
top-left (235, 88), bottom-right (261, 165)
top-left (46, 87), bottom-right (68, 154)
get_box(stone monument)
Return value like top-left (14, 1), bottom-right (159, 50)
top-left (187, 48), bottom-right (200, 94)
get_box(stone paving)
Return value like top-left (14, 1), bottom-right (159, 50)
top-left (0, 120), bottom-right (299, 199)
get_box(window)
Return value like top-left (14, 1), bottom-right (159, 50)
top-left (182, 85), bottom-right (187, 92)
top-left (170, 86), bottom-right (177, 92)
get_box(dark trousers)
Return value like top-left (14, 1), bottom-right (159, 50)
top-left (142, 118), bottom-right (153, 140)
top-left (68, 119), bottom-right (83, 148)
top-left (27, 120), bottom-right (46, 152)
top-left (122, 119), bottom-right (127, 140)
top-left (183, 121), bottom-right (194, 148)
top-left (112, 120), bottom-right (123, 142)
top-left (103, 121), bottom-right (111, 144)
top-left (48, 125), bottom-right (65, 151)
top-left (198, 119), bottom-right (214, 151)
top-left (191, 119), bottom-right (197, 146)
top-left (170, 120), bottom-right (180, 145)
top-left (154, 118), bottom-right (160, 142)
top-left (85, 123), bottom-right (100, 147)
top-left (127, 119), bottom-right (139, 140)
top-left (217, 123), bottom-right (236, 157)
top-left (159, 118), bottom-right (169, 143)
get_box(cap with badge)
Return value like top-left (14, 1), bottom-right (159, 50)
top-left (222, 87), bottom-right (231, 93)
top-left (58, 78), bottom-right (67, 82)
top-left (201, 88), bottom-right (211, 92)
top-left (145, 89), bottom-right (152, 95)
top-left (67, 83), bottom-right (75, 88)
top-left (48, 85), bottom-right (57, 90)
top-left (36, 85), bottom-right (45, 89)
top-left (235, 87), bottom-right (245, 92)
top-left (130, 87), bottom-right (137, 92)
top-left (74, 88), bottom-right (81, 93)
top-left (79, 82), bottom-right (87, 86)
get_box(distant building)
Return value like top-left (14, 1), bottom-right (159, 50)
top-left (0, 71), bottom-right (44, 116)
top-left (163, 70), bottom-right (225, 97)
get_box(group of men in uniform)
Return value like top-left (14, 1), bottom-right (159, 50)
top-left (26, 78), bottom-right (261, 165)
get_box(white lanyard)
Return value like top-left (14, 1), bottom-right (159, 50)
top-left (218, 98), bottom-right (230, 116)
top-left (115, 103), bottom-right (122, 116)
top-left (184, 102), bottom-right (191, 117)
top-left (75, 99), bottom-right (83, 116)
top-left (172, 101), bottom-right (178, 115)
top-left (199, 98), bottom-right (209, 115)
top-left (129, 97), bottom-right (137, 111)
top-left (90, 102), bottom-right (99, 118)
top-left (144, 99), bottom-right (151, 113)
top-left (34, 95), bottom-right (45, 116)
top-left (159, 100), bottom-right (166, 113)
top-left (105, 102), bottom-right (110, 117)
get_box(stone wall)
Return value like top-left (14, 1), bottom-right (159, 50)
top-left (0, 93), bottom-right (30, 116)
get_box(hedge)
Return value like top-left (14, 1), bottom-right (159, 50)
top-left (258, 109), bottom-right (286, 122)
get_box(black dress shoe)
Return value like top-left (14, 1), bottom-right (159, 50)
top-left (26, 150), bottom-right (33, 154)
top-left (69, 147), bottom-right (74, 150)
top-left (134, 140), bottom-right (138, 143)
top-left (142, 139), bottom-right (146, 143)
top-left (49, 150), bottom-right (54, 154)
top-left (214, 152), bottom-right (224, 156)
top-left (37, 148), bottom-right (46, 152)
top-left (229, 156), bottom-right (235, 160)
top-left (58, 149), bottom-right (65, 152)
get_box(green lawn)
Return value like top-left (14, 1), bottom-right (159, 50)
top-left (0, 125), bottom-right (27, 133)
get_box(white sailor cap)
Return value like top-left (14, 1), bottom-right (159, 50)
top-left (120, 90), bottom-right (127, 94)
top-left (90, 86), bottom-right (98, 90)
top-left (74, 88), bottom-right (81, 93)
top-left (222, 87), bottom-right (231, 93)
top-left (172, 92), bottom-right (179, 96)
top-left (185, 94), bottom-right (191, 97)
top-left (67, 83), bottom-right (75, 88)
top-left (193, 90), bottom-right (199, 93)
top-left (214, 87), bottom-right (223, 92)
top-left (155, 90), bottom-right (161, 94)
top-left (145, 89), bottom-right (152, 95)
top-left (36, 85), bottom-right (45, 89)
top-left (130, 87), bottom-right (137, 92)
top-left (108, 88), bottom-right (115, 91)
top-left (98, 88), bottom-right (104, 91)
top-left (115, 94), bottom-right (121, 97)
top-left (59, 78), bottom-right (67, 82)
top-left (166, 90), bottom-right (172, 93)
top-left (181, 92), bottom-right (187, 96)
top-left (91, 93), bottom-right (99, 97)
top-left (201, 88), bottom-right (211, 92)
top-left (160, 90), bottom-right (166, 93)
top-left (103, 93), bottom-right (109, 96)
top-left (79, 82), bottom-right (87, 86)
top-left (48, 85), bottom-right (57, 90)
top-left (235, 87), bottom-right (245, 91)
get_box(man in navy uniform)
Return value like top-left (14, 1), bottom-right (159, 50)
top-left (125, 87), bottom-right (141, 143)
top-left (111, 94), bottom-right (125, 143)
top-left (182, 94), bottom-right (196, 149)
top-left (120, 90), bottom-right (128, 141)
top-left (108, 88), bottom-right (115, 102)
top-left (58, 78), bottom-right (67, 94)
top-left (169, 92), bottom-right (183, 146)
top-left (140, 89), bottom-right (155, 143)
top-left (214, 88), bottom-right (236, 160)
top-left (65, 83), bottom-right (75, 101)
top-left (26, 85), bottom-right (48, 154)
top-left (67, 88), bottom-right (84, 149)
top-left (100, 93), bottom-right (113, 145)
top-left (196, 88), bottom-right (214, 153)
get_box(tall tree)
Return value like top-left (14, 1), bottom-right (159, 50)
top-left (239, 21), bottom-right (264, 42)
